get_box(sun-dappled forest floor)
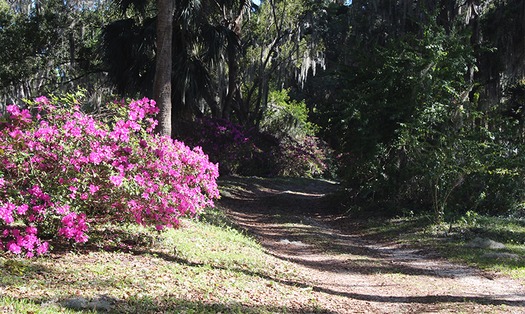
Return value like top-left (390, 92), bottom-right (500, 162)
top-left (1, 176), bottom-right (524, 313)
top-left (219, 176), bottom-right (525, 313)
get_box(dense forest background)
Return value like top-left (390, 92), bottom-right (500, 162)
top-left (1, 0), bottom-right (525, 222)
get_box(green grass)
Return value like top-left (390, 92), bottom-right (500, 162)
top-left (0, 207), bottom-right (323, 313)
top-left (357, 213), bottom-right (525, 278)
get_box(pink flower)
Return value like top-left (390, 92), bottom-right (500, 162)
top-left (59, 212), bottom-right (88, 243)
top-left (20, 234), bottom-right (38, 250)
top-left (16, 204), bottom-right (28, 215)
top-left (133, 174), bottom-right (143, 185)
top-left (89, 151), bottom-right (102, 164)
top-left (70, 127), bottom-right (82, 137)
top-left (34, 96), bottom-right (50, 105)
top-left (7, 242), bottom-right (21, 254)
top-left (89, 184), bottom-right (99, 195)
top-left (8, 129), bottom-right (22, 138)
top-left (0, 95), bottom-right (220, 257)
top-left (19, 109), bottom-right (32, 123)
top-left (32, 205), bottom-right (45, 214)
top-left (128, 121), bottom-right (141, 131)
top-left (109, 175), bottom-right (123, 187)
top-left (36, 242), bottom-right (49, 255)
top-left (0, 203), bottom-right (14, 224)
top-left (6, 104), bottom-right (20, 115)
top-left (68, 186), bottom-right (78, 199)
top-left (55, 204), bottom-right (70, 215)
top-left (110, 120), bottom-right (130, 142)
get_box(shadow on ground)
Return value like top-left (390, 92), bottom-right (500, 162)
top-left (217, 176), bottom-right (525, 310)
top-left (2, 296), bottom-right (333, 314)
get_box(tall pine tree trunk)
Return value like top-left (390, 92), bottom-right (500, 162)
top-left (153, 0), bottom-right (174, 137)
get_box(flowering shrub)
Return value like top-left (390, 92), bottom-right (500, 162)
top-left (176, 118), bottom-right (263, 175)
top-left (176, 117), bottom-right (331, 178)
top-left (276, 135), bottom-right (331, 178)
top-left (0, 94), bottom-right (219, 257)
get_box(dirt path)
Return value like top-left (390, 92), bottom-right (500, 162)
top-left (218, 176), bottom-right (525, 313)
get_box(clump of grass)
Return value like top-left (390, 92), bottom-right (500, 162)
top-left (434, 213), bottom-right (525, 278)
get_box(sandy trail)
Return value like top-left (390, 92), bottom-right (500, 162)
top-left (219, 176), bottom-right (525, 313)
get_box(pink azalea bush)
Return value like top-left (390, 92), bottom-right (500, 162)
top-left (0, 94), bottom-right (219, 257)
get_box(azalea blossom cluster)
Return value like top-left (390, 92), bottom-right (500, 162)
top-left (0, 95), bottom-right (219, 257)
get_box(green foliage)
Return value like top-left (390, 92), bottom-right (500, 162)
top-left (329, 12), bottom-right (525, 221)
top-left (252, 88), bottom-right (332, 178)
top-left (261, 89), bottom-right (318, 139)
top-left (241, 0), bottom-right (326, 126)
top-left (0, 0), bottom-right (113, 102)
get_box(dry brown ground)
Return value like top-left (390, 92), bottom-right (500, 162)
top-left (218, 176), bottom-right (525, 314)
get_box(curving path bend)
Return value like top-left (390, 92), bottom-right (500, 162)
top-left (219, 176), bottom-right (525, 314)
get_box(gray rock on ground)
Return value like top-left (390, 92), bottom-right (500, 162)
top-left (64, 297), bottom-right (89, 310)
top-left (63, 295), bottom-right (115, 312)
top-left (466, 237), bottom-right (506, 249)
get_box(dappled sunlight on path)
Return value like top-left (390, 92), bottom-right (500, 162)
top-left (219, 176), bottom-right (525, 313)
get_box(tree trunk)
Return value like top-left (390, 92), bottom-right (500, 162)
top-left (222, 41), bottom-right (238, 120)
top-left (153, 0), bottom-right (174, 137)
top-left (221, 0), bottom-right (249, 120)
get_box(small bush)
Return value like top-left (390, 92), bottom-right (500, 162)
top-left (0, 94), bottom-right (219, 257)
top-left (275, 135), bottom-right (331, 178)
top-left (176, 117), bottom-right (331, 178)
top-left (175, 117), bottom-right (262, 176)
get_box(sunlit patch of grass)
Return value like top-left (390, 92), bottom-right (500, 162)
top-left (358, 214), bottom-right (525, 279)
top-left (431, 243), bottom-right (525, 279)
top-left (357, 215), bottom-right (435, 241)
top-left (161, 220), bottom-right (295, 279)
top-left (0, 206), bottom-right (324, 313)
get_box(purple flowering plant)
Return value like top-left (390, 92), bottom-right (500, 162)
top-left (176, 117), bottom-right (331, 177)
top-left (0, 94), bottom-right (219, 257)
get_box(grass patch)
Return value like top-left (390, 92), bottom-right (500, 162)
top-left (0, 207), bottom-right (324, 313)
top-left (357, 214), bottom-right (525, 278)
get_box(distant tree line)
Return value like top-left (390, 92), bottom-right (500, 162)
top-left (1, 0), bottom-right (524, 221)
top-left (303, 0), bottom-right (525, 221)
